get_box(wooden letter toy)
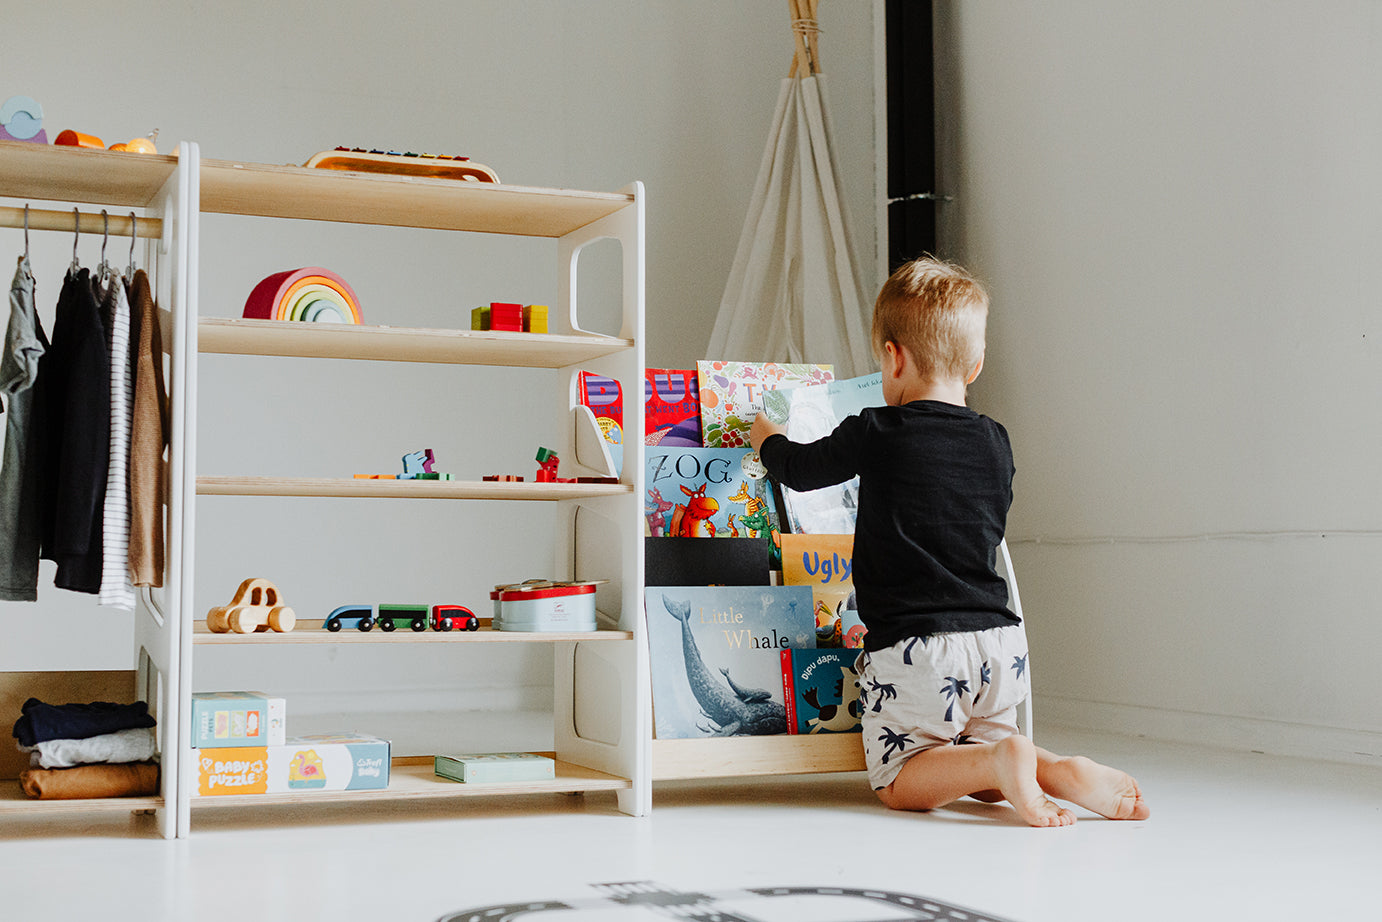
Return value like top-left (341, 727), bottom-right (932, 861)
top-left (206, 578), bottom-right (296, 633)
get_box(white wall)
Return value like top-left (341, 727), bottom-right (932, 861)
top-left (936, 1), bottom-right (1382, 762)
top-left (0, 2), bottom-right (879, 738)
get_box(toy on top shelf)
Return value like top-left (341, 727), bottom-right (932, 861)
top-left (53, 129), bottom-right (103, 149)
top-left (52, 127), bottom-right (159, 153)
top-left (243, 267), bottom-right (362, 324)
top-left (108, 130), bottom-right (159, 153)
top-left (0, 96), bottom-right (46, 144)
top-left (470, 303), bottom-right (550, 333)
top-left (206, 578), bottom-right (297, 633)
top-left (303, 148), bottom-right (500, 182)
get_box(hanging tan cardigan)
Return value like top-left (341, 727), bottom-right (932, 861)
top-left (126, 269), bottom-right (167, 587)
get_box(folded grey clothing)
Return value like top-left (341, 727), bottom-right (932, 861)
top-left (21, 726), bottom-right (158, 769)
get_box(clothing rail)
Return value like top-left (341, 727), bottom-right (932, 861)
top-left (0, 204), bottom-right (163, 239)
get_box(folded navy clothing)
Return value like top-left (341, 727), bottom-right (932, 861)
top-left (12, 698), bottom-right (156, 747)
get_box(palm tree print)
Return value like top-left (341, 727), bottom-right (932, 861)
top-left (940, 676), bottom-right (969, 722)
top-left (878, 726), bottom-right (911, 764)
top-left (901, 636), bottom-right (928, 664)
top-left (866, 679), bottom-right (898, 713)
top-left (1011, 653), bottom-right (1028, 681)
top-left (980, 660), bottom-right (991, 687)
top-left (951, 733), bottom-right (975, 745)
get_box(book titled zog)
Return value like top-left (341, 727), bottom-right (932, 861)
top-left (645, 585), bottom-right (815, 739)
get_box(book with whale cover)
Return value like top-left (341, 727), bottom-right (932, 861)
top-left (645, 585), bottom-right (815, 739)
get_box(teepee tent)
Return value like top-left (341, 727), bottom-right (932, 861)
top-left (704, 0), bottom-right (875, 378)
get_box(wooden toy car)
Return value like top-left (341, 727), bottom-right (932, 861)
top-left (324, 604), bottom-right (375, 632)
top-left (431, 604), bottom-right (480, 632)
top-left (206, 578), bottom-right (296, 633)
top-left (378, 604), bottom-right (429, 632)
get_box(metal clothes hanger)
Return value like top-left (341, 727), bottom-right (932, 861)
top-left (19, 204), bottom-right (35, 283)
top-left (126, 212), bottom-right (138, 278)
top-left (69, 207), bottom-right (81, 274)
top-left (97, 209), bottom-right (111, 282)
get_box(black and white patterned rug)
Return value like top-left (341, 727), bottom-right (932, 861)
top-left (438, 882), bottom-right (1017, 922)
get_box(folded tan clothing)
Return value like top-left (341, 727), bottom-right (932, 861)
top-left (19, 761), bottom-right (160, 799)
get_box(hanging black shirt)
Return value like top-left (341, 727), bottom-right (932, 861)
top-left (758, 400), bottom-right (1018, 651)
top-left (34, 268), bottom-right (109, 594)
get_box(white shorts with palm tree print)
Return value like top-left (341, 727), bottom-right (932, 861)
top-left (856, 624), bottom-right (1030, 791)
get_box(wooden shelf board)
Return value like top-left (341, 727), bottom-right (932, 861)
top-left (651, 734), bottom-right (866, 780)
top-left (0, 141), bottom-right (178, 208)
top-left (195, 475), bottom-right (631, 501)
top-left (197, 317), bottom-right (632, 367)
top-left (193, 621), bottom-right (631, 644)
top-left (190, 754), bottom-right (629, 808)
top-left (200, 158), bottom-right (633, 236)
top-left (0, 780), bottom-right (162, 814)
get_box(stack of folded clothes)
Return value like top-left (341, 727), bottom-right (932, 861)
top-left (12, 698), bottom-right (159, 799)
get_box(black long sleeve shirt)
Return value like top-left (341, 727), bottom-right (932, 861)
top-left (759, 400), bottom-right (1018, 651)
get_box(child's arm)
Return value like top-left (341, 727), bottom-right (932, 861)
top-left (752, 412), bottom-right (863, 492)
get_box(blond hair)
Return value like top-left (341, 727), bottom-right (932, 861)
top-left (872, 256), bottom-right (989, 383)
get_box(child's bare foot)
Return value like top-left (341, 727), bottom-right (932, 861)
top-left (1041, 753), bottom-right (1151, 820)
top-left (992, 736), bottom-right (1077, 827)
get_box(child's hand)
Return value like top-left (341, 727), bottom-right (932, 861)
top-left (749, 413), bottom-right (785, 452)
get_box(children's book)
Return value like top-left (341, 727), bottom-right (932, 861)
top-left (434, 752), bottom-right (554, 783)
top-left (645, 368), bottom-right (702, 446)
top-left (696, 360), bottom-right (833, 449)
top-left (645, 585), bottom-right (815, 739)
top-left (781, 533), bottom-right (855, 648)
top-left (644, 446), bottom-right (781, 551)
top-left (780, 649), bottom-right (863, 734)
top-left (761, 372), bottom-right (884, 534)
top-left (578, 371), bottom-right (623, 475)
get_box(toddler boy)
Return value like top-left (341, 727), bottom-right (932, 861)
top-left (750, 257), bottom-right (1148, 826)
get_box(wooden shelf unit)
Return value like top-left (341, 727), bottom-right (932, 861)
top-left (0, 147), bottom-right (192, 839)
top-left (172, 143), bottom-right (651, 836)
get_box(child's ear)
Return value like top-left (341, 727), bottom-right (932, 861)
top-left (884, 341), bottom-right (908, 377)
top-left (966, 353), bottom-right (985, 385)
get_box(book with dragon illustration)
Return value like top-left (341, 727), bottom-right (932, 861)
top-left (696, 360), bottom-right (833, 449)
top-left (781, 533), bottom-right (857, 648)
top-left (780, 648), bottom-right (863, 735)
top-left (761, 371), bottom-right (884, 534)
top-left (645, 585), bottom-right (815, 739)
top-left (645, 367), bottom-right (703, 447)
top-left (644, 446), bottom-right (782, 560)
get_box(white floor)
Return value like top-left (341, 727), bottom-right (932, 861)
top-left (2, 725), bottom-right (1379, 922)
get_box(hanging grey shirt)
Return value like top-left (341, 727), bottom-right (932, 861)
top-left (0, 257), bottom-right (48, 600)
